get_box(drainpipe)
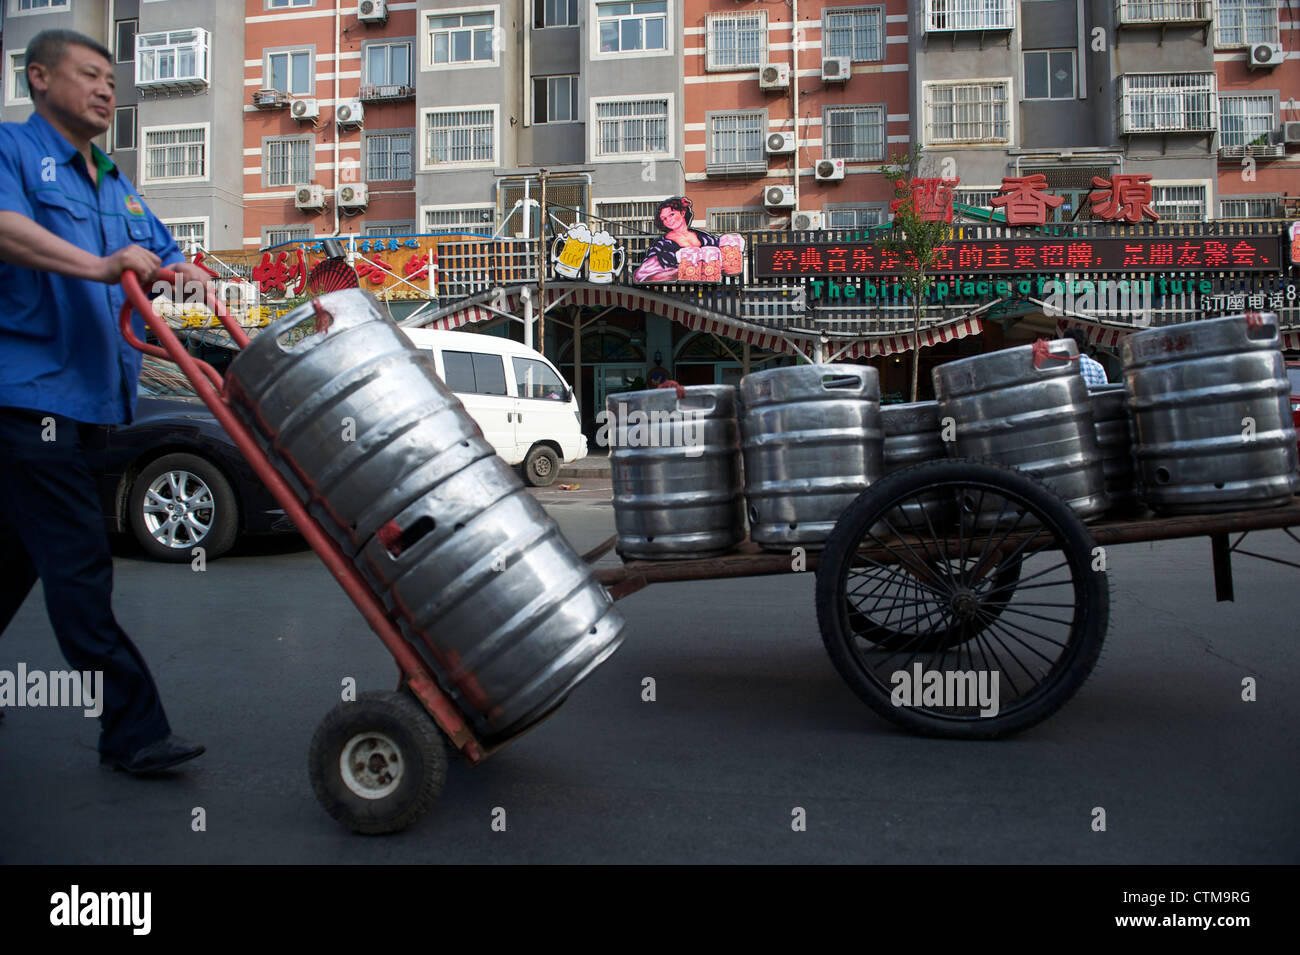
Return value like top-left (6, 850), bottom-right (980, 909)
top-left (332, 0), bottom-right (341, 236)
top-left (790, 0), bottom-right (799, 217)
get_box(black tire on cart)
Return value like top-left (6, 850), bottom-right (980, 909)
top-left (816, 459), bottom-right (1108, 740)
top-left (308, 690), bottom-right (447, 834)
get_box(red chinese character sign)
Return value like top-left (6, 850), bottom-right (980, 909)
top-left (991, 175), bottom-right (1065, 226)
top-left (890, 178), bottom-right (959, 223)
top-left (252, 248), bottom-right (307, 296)
top-left (1088, 174), bottom-right (1160, 224)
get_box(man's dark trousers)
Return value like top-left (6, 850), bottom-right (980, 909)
top-left (0, 407), bottom-right (171, 757)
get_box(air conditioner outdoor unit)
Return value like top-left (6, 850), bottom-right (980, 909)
top-left (759, 63), bottom-right (790, 90)
top-left (815, 158), bottom-right (845, 181)
top-left (291, 98), bottom-right (319, 121)
top-left (1248, 43), bottom-right (1283, 69)
top-left (295, 184), bottom-right (325, 211)
top-left (336, 183), bottom-right (369, 210)
top-left (765, 185), bottom-right (796, 208)
top-left (1283, 121), bottom-right (1300, 144)
top-left (766, 131), bottom-right (796, 155)
top-left (358, 0), bottom-right (388, 24)
top-left (822, 58), bottom-right (851, 82)
top-left (336, 100), bottom-right (365, 126)
top-left (792, 210), bottom-right (824, 231)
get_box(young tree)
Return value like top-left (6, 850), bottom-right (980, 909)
top-left (878, 148), bottom-right (954, 401)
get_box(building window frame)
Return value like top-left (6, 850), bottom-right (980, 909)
top-left (135, 28), bottom-right (210, 89)
top-left (1118, 72), bottom-right (1217, 134)
top-left (1214, 0), bottom-right (1280, 47)
top-left (705, 109), bottom-right (768, 174)
top-left (705, 11), bottom-right (767, 72)
top-left (533, 74), bottom-right (580, 124)
top-left (823, 204), bottom-right (888, 230)
top-left (822, 6), bottom-right (885, 64)
top-left (162, 217), bottom-right (210, 253)
top-left (1023, 49), bottom-right (1077, 101)
top-left (363, 129), bottom-right (414, 182)
top-left (421, 5), bottom-right (502, 72)
top-left (111, 105), bottom-right (137, 152)
top-left (140, 123), bottom-right (210, 185)
top-left (1149, 181), bottom-right (1210, 221)
top-left (706, 207), bottom-right (768, 233)
top-left (534, 0), bottom-right (579, 28)
top-left (591, 0), bottom-right (673, 60)
top-left (5, 49), bottom-right (31, 105)
top-left (823, 104), bottom-right (887, 162)
top-left (9, 0), bottom-right (71, 17)
top-left (362, 38), bottom-right (414, 87)
top-left (589, 93), bottom-right (673, 162)
top-left (115, 20), bottom-right (138, 65)
top-left (263, 46), bottom-right (315, 97)
top-left (421, 204), bottom-right (497, 231)
top-left (1219, 195), bottom-right (1282, 219)
top-left (363, 221), bottom-right (416, 237)
top-left (420, 105), bottom-right (499, 170)
top-left (923, 78), bottom-right (1014, 146)
top-left (594, 197), bottom-right (668, 235)
top-left (262, 135), bottom-right (315, 189)
top-left (262, 226), bottom-right (314, 248)
top-left (1218, 92), bottom-right (1276, 148)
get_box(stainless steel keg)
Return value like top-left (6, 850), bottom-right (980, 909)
top-left (1088, 384), bottom-right (1140, 512)
top-left (739, 364), bottom-right (883, 550)
top-left (225, 289), bottom-right (624, 740)
top-left (933, 340), bottom-right (1109, 519)
top-left (879, 400), bottom-right (951, 529)
top-left (1123, 313), bottom-right (1300, 514)
top-left (607, 384), bottom-right (744, 559)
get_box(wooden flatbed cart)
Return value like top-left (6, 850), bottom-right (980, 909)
top-left (587, 460), bottom-right (1300, 739)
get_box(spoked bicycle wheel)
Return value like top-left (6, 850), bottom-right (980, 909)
top-left (816, 459), bottom-right (1108, 739)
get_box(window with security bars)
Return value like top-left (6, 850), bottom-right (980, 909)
top-left (426, 207), bottom-right (495, 230)
top-left (165, 220), bottom-right (206, 251)
top-left (1215, 0), bottom-right (1279, 46)
top-left (1118, 2), bottom-right (1213, 25)
top-left (925, 0), bottom-right (1014, 31)
top-left (825, 106), bottom-right (885, 162)
top-left (266, 227), bottom-right (312, 247)
top-left (823, 8), bottom-right (884, 62)
top-left (1119, 73), bottom-right (1215, 133)
top-left (1220, 197), bottom-right (1281, 218)
top-left (926, 82), bottom-right (1009, 144)
top-left (425, 108), bottom-right (495, 164)
top-left (1150, 185), bottom-right (1207, 221)
top-left (706, 13), bottom-right (765, 70)
top-left (708, 208), bottom-right (767, 233)
top-left (825, 206), bottom-right (884, 229)
top-left (264, 139), bottom-right (312, 187)
top-left (143, 127), bottom-right (207, 182)
top-left (707, 112), bottom-right (765, 172)
top-left (366, 132), bottom-right (413, 181)
top-left (595, 99), bottom-right (668, 156)
top-left (595, 200), bottom-right (663, 234)
top-left (955, 189), bottom-right (997, 208)
top-left (1219, 95), bottom-right (1274, 147)
top-left (364, 223), bottom-right (415, 236)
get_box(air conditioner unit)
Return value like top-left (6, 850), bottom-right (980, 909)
top-left (1248, 43), bottom-right (1283, 69)
top-left (336, 100), bottom-right (364, 126)
top-left (1284, 121), bottom-right (1300, 144)
top-left (290, 98), bottom-right (319, 121)
top-left (295, 184), bottom-right (325, 211)
top-left (822, 58), bottom-right (851, 82)
top-left (792, 210), bottom-right (824, 231)
top-left (764, 185), bottom-right (796, 208)
top-left (336, 183), bottom-right (369, 210)
top-left (759, 63), bottom-right (790, 90)
top-left (766, 131), bottom-right (796, 155)
top-left (815, 158), bottom-right (845, 181)
top-left (358, 0), bottom-right (388, 24)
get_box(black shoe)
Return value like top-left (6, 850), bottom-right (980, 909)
top-left (100, 735), bottom-right (205, 774)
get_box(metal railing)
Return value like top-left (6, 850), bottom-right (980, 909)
top-left (924, 0), bottom-right (1015, 32)
top-left (1116, 1), bottom-right (1213, 25)
top-left (1119, 73), bottom-right (1217, 133)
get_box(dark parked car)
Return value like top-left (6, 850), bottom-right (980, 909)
top-left (87, 356), bottom-right (293, 562)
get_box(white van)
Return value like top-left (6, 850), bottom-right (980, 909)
top-left (400, 327), bottom-right (586, 486)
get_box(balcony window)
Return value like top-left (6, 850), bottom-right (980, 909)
top-left (1215, 0), bottom-right (1279, 46)
top-left (534, 0), bottom-right (577, 28)
top-left (825, 105), bottom-right (885, 162)
top-left (533, 75), bottom-right (579, 124)
top-left (1116, 2), bottom-right (1212, 25)
top-left (1219, 95), bottom-right (1274, 148)
top-left (1024, 50), bottom-right (1076, 101)
top-left (924, 0), bottom-right (1014, 31)
top-left (926, 81), bottom-right (1010, 144)
top-left (1119, 73), bottom-right (1216, 133)
top-left (706, 13), bottom-right (766, 71)
top-left (136, 29), bottom-right (209, 89)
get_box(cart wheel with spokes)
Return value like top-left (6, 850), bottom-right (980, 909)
top-left (816, 459), bottom-right (1108, 739)
top-left (308, 690), bottom-right (447, 834)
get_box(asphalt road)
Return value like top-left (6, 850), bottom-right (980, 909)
top-left (1, 482), bottom-right (1297, 864)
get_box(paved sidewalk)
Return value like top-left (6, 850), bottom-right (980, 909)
top-left (559, 452), bottom-right (611, 479)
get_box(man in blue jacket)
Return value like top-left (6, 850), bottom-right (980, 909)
top-left (0, 30), bottom-right (213, 773)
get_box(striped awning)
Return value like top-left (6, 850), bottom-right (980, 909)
top-left (1055, 318), bottom-right (1134, 348)
top-left (835, 316), bottom-right (986, 359)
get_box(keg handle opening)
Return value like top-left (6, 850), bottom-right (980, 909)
top-left (821, 372), bottom-right (867, 392)
top-left (1244, 312), bottom-right (1278, 342)
top-left (1033, 339), bottom-right (1080, 370)
top-left (657, 379), bottom-right (687, 399)
top-left (276, 299), bottom-right (336, 351)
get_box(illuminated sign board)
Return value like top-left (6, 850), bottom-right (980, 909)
top-left (752, 236), bottom-right (1282, 277)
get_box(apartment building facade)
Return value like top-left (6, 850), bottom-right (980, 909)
top-left (682, 0), bottom-right (910, 234)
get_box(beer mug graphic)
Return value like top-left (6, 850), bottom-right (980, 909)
top-left (587, 231), bottom-right (625, 284)
top-left (551, 224), bottom-right (592, 279)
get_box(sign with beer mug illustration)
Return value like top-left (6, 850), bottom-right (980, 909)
top-left (587, 230), bottom-right (625, 284)
top-left (551, 223), bottom-right (593, 279)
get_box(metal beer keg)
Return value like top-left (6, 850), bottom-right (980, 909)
top-left (933, 340), bottom-right (1108, 519)
top-left (1089, 384), bottom-right (1140, 512)
top-left (1123, 313), bottom-right (1299, 514)
top-left (225, 289), bottom-right (624, 740)
top-left (739, 364), bottom-right (883, 550)
top-left (877, 400), bottom-right (951, 528)
top-left (607, 384), bottom-right (744, 559)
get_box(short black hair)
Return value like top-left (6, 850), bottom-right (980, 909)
top-left (25, 29), bottom-right (114, 83)
top-left (654, 196), bottom-right (694, 232)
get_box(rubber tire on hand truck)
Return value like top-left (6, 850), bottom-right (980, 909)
top-left (815, 459), bottom-right (1108, 740)
top-left (308, 689), bottom-right (448, 834)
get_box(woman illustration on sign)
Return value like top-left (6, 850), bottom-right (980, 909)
top-left (633, 196), bottom-right (719, 283)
